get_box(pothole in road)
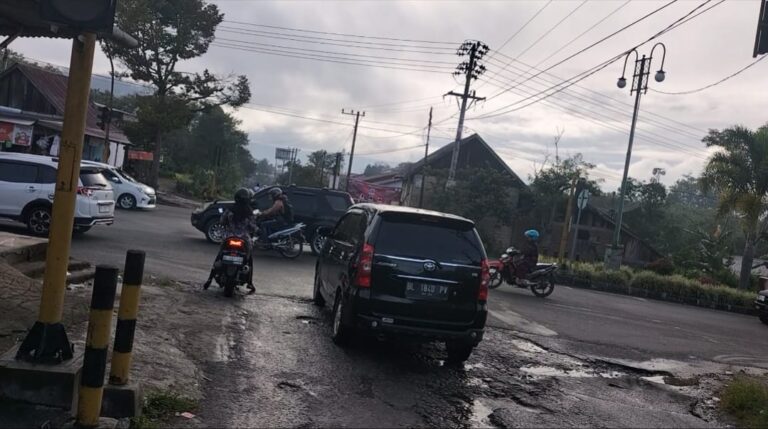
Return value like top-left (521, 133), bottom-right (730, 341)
top-left (520, 365), bottom-right (624, 379)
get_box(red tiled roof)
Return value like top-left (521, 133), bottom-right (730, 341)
top-left (15, 64), bottom-right (131, 145)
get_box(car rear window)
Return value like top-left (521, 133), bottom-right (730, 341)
top-left (374, 215), bottom-right (485, 265)
top-left (325, 194), bottom-right (352, 212)
top-left (80, 169), bottom-right (109, 187)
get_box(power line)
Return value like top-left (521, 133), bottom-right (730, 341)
top-left (222, 20), bottom-right (459, 46)
top-left (481, 0), bottom-right (586, 90)
top-left (488, 0), bottom-right (553, 58)
top-left (211, 43), bottom-right (450, 74)
top-left (215, 37), bottom-right (457, 66)
top-left (217, 26), bottom-right (456, 54)
top-left (482, 56), bottom-right (703, 141)
top-left (357, 144), bottom-right (425, 156)
top-left (486, 52), bottom-right (705, 135)
top-left (483, 0), bottom-right (681, 103)
top-left (650, 55), bottom-right (768, 95)
top-left (472, 0), bottom-right (724, 120)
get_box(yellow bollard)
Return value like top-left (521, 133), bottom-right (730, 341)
top-left (77, 266), bottom-right (118, 427)
top-left (109, 250), bottom-right (145, 385)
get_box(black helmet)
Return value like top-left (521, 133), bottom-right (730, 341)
top-left (234, 188), bottom-right (252, 204)
top-left (269, 187), bottom-right (283, 200)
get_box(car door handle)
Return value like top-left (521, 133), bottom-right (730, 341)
top-left (26, 186), bottom-right (37, 192)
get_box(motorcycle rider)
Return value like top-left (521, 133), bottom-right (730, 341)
top-left (515, 229), bottom-right (540, 286)
top-left (256, 188), bottom-right (293, 242)
top-left (203, 188), bottom-right (257, 293)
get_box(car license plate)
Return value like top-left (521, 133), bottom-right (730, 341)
top-left (405, 282), bottom-right (449, 300)
top-left (222, 255), bottom-right (244, 264)
top-left (98, 205), bottom-right (111, 213)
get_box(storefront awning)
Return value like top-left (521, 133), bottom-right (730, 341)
top-left (37, 119), bottom-right (132, 146)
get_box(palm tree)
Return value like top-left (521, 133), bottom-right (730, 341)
top-left (701, 124), bottom-right (768, 289)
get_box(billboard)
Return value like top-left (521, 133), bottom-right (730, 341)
top-left (348, 178), bottom-right (402, 205)
top-left (275, 147), bottom-right (293, 161)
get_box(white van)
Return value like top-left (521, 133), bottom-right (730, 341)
top-left (0, 153), bottom-right (115, 235)
top-left (81, 161), bottom-right (156, 210)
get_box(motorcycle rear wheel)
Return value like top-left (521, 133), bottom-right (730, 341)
top-left (223, 277), bottom-right (236, 297)
top-left (530, 275), bottom-right (555, 298)
top-left (488, 271), bottom-right (503, 289)
top-left (279, 237), bottom-right (302, 259)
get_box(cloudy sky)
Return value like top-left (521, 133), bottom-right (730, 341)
top-left (12, 0), bottom-right (768, 190)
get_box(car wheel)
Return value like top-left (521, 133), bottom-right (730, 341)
top-left (118, 194), bottom-right (137, 210)
top-left (446, 342), bottom-right (474, 364)
top-left (205, 219), bottom-right (225, 244)
top-left (331, 291), bottom-right (353, 346)
top-left (73, 226), bottom-right (92, 234)
top-left (313, 270), bottom-right (326, 307)
top-left (310, 229), bottom-right (329, 255)
top-left (760, 315), bottom-right (768, 326)
top-left (26, 206), bottom-right (51, 236)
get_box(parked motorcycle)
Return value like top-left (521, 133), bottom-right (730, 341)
top-left (214, 236), bottom-right (252, 297)
top-left (488, 247), bottom-right (557, 298)
top-left (254, 222), bottom-right (306, 259)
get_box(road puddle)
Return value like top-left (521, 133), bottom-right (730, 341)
top-left (521, 365), bottom-right (624, 378)
top-left (468, 399), bottom-right (494, 428)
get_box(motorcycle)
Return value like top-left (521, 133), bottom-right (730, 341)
top-left (488, 246), bottom-right (557, 298)
top-left (253, 221), bottom-right (307, 259)
top-left (213, 236), bottom-right (252, 297)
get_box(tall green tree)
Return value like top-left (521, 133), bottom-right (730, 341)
top-left (701, 124), bottom-right (768, 289)
top-left (104, 0), bottom-right (251, 188)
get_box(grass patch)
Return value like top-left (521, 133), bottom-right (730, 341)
top-left (131, 389), bottom-right (197, 429)
top-left (720, 376), bottom-right (768, 428)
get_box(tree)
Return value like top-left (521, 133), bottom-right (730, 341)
top-left (529, 153), bottom-right (602, 233)
top-left (104, 0), bottom-right (251, 188)
top-left (363, 163), bottom-right (391, 177)
top-left (701, 124), bottom-right (768, 289)
top-left (667, 174), bottom-right (717, 209)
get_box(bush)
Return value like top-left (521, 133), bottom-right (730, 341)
top-left (720, 376), bottom-right (768, 428)
top-left (646, 258), bottom-right (675, 275)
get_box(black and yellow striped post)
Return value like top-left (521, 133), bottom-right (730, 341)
top-left (77, 266), bottom-right (118, 427)
top-left (109, 250), bottom-right (145, 386)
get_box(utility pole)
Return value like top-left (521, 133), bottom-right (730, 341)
top-left (557, 177), bottom-right (578, 265)
top-left (287, 148), bottom-right (299, 185)
top-left (418, 107), bottom-right (433, 208)
top-left (606, 43), bottom-right (667, 270)
top-left (332, 152), bottom-right (342, 189)
top-left (446, 40), bottom-right (489, 186)
top-left (103, 53), bottom-right (115, 164)
top-left (342, 109), bottom-right (365, 191)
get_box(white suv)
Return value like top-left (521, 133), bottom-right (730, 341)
top-left (0, 153), bottom-right (115, 235)
top-left (81, 161), bottom-right (156, 210)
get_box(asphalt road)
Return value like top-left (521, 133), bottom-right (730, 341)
top-left (3, 205), bottom-right (764, 427)
top-left (4, 205), bottom-right (766, 369)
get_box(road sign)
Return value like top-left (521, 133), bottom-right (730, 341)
top-left (275, 148), bottom-right (292, 161)
top-left (577, 189), bottom-right (590, 210)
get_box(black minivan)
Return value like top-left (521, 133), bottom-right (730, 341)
top-left (313, 203), bottom-right (489, 362)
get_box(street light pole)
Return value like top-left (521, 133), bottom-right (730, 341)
top-left (606, 43), bottom-right (667, 270)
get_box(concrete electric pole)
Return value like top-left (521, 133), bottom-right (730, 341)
top-left (342, 109), bottom-right (365, 191)
top-left (446, 40), bottom-right (488, 186)
top-left (418, 106), bottom-right (433, 208)
top-left (605, 43), bottom-right (667, 270)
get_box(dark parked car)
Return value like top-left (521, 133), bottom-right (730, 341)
top-left (756, 289), bottom-right (768, 325)
top-left (313, 203), bottom-right (489, 363)
top-left (191, 186), bottom-right (353, 254)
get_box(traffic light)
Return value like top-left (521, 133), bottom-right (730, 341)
top-left (39, 0), bottom-right (117, 34)
top-left (755, 0), bottom-right (768, 57)
top-left (97, 105), bottom-right (111, 130)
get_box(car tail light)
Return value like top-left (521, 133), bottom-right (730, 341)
top-left (353, 243), bottom-right (374, 288)
top-left (479, 259), bottom-right (490, 301)
top-left (226, 238), bottom-right (245, 249)
top-left (76, 186), bottom-right (94, 197)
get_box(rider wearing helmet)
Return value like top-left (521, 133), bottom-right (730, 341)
top-left (203, 188), bottom-right (257, 293)
top-left (256, 187), bottom-right (293, 241)
top-left (516, 229), bottom-right (540, 285)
